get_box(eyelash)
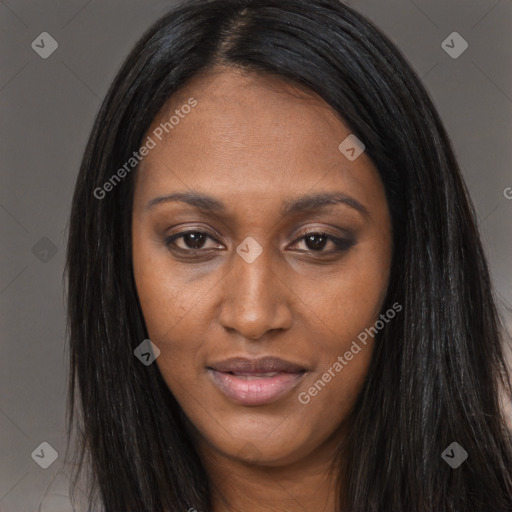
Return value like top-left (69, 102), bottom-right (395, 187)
top-left (164, 229), bottom-right (355, 256)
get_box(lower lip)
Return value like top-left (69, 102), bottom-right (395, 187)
top-left (208, 369), bottom-right (306, 406)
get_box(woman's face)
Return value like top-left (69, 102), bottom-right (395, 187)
top-left (132, 68), bottom-right (392, 466)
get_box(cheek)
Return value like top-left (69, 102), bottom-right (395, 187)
top-left (133, 261), bottom-right (206, 395)
top-left (132, 232), bottom-right (219, 404)
top-left (297, 242), bottom-right (391, 345)
top-left (132, 227), bottom-right (202, 342)
top-left (294, 239), bottom-right (390, 403)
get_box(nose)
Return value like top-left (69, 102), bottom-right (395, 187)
top-left (218, 246), bottom-right (293, 340)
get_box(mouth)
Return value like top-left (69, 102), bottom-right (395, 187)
top-left (206, 356), bottom-right (308, 406)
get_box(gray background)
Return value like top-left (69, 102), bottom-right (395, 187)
top-left (1, 0), bottom-right (511, 510)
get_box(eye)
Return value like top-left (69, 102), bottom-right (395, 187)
top-left (165, 230), bottom-right (222, 252)
top-left (290, 231), bottom-right (355, 253)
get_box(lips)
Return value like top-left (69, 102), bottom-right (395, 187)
top-left (207, 356), bottom-right (307, 406)
top-left (209, 356), bottom-right (306, 374)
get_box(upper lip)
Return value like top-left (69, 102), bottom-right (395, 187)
top-left (208, 356), bottom-right (307, 374)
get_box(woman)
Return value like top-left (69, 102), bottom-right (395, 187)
top-left (65, 0), bottom-right (512, 510)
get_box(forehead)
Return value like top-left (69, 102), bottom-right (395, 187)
top-left (133, 67), bottom-right (382, 213)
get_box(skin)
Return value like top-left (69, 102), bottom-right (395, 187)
top-left (132, 66), bottom-right (393, 512)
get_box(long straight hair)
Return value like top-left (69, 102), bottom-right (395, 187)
top-left (64, 0), bottom-right (512, 510)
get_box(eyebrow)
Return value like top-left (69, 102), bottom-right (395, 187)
top-left (145, 191), bottom-right (370, 218)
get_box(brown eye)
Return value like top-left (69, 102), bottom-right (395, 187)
top-left (165, 231), bottom-right (220, 251)
top-left (293, 232), bottom-right (356, 253)
top-left (304, 233), bottom-right (330, 251)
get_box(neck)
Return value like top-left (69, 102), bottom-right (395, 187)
top-left (194, 428), bottom-right (348, 512)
